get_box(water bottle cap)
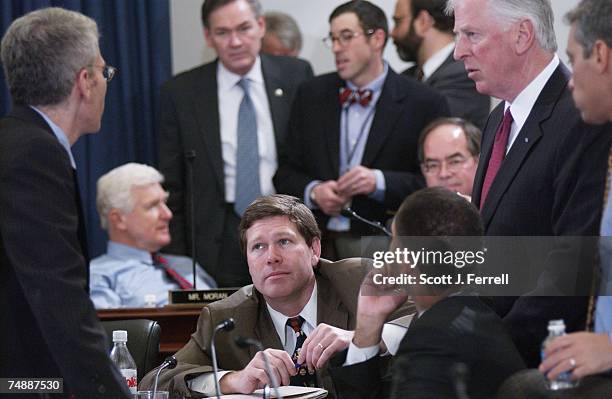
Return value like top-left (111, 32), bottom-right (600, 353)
top-left (547, 319), bottom-right (566, 332)
top-left (112, 330), bottom-right (128, 342)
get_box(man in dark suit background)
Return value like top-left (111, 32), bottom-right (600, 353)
top-left (274, 0), bottom-right (449, 260)
top-left (0, 8), bottom-right (130, 398)
top-left (330, 188), bottom-right (525, 399)
top-left (390, 0), bottom-right (490, 128)
top-left (159, 0), bottom-right (313, 287)
top-left (449, 0), bottom-right (612, 367)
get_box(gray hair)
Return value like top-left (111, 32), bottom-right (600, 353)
top-left (565, 0), bottom-right (612, 58)
top-left (264, 11), bottom-right (303, 53)
top-left (96, 163), bottom-right (164, 230)
top-left (1, 7), bottom-right (100, 106)
top-left (446, 0), bottom-right (557, 52)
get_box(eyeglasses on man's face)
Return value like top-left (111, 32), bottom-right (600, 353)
top-left (87, 64), bottom-right (117, 82)
top-left (323, 29), bottom-right (375, 48)
top-left (421, 154), bottom-right (475, 175)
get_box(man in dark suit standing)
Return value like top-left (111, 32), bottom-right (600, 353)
top-left (390, 0), bottom-right (490, 128)
top-left (274, 0), bottom-right (448, 260)
top-left (0, 8), bottom-right (130, 398)
top-left (449, 0), bottom-right (612, 367)
top-left (159, 0), bottom-right (313, 287)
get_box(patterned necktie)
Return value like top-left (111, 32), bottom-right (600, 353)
top-left (234, 78), bottom-right (261, 216)
top-left (287, 316), bottom-right (317, 387)
top-left (339, 87), bottom-right (373, 108)
top-left (480, 108), bottom-right (513, 209)
top-left (152, 253), bottom-right (193, 290)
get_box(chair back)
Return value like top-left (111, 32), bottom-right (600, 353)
top-left (101, 318), bottom-right (161, 382)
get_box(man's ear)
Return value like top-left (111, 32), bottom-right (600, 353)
top-left (593, 39), bottom-right (610, 73)
top-left (204, 27), bottom-right (213, 48)
top-left (75, 67), bottom-right (93, 100)
top-left (370, 28), bottom-right (387, 52)
top-left (310, 237), bottom-right (322, 266)
top-left (515, 19), bottom-right (536, 55)
top-left (108, 208), bottom-right (127, 231)
top-left (257, 15), bottom-right (266, 37)
top-left (414, 9), bottom-right (433, 36)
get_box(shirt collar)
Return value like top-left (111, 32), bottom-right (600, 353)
top-left (422, 42), bottom-right (455, 80)
top-left (217, 56), bottom-right (264, 91)
top-left (346, 61), bottom-right (389, 94)
top-left (267, 282), bottom-right (318, 347)
top-left (107, 241), bottom-right (154, 264)
top-left (505, 54), bottom-right (560, 127)
top-left (30, 105), bottom-right (76, 169)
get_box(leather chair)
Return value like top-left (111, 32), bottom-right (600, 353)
top-left (496, 369), bottom-right (612, 399)
top-left (102, 318), bottom-right (161, 382)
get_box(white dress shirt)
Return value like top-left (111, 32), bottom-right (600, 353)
top-left (217, 56), bottom-right (277, 203)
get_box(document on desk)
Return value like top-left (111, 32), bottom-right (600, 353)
top-left (206, 386), bottom-right (327, 399)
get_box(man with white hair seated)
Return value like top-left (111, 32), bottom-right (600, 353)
top-left (90, 163), bottom-right (216, 308)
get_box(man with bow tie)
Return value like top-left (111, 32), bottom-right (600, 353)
top-left (274, 0), bottom-right (449, 260)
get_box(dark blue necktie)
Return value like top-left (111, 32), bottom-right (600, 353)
top-left (234, 78), bottom-right (261, 216)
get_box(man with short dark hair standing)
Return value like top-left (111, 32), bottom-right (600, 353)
top-left (159, 0), bottom-right (313, 287)
top-left (275, 0), bottom-right (449, 260)
top-left (0, 7), bottom-right (130, 398)
top-left (391, 0), bottom-right (490, 127)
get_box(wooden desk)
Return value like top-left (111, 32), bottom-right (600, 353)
top-left (98, 306), bottom-right (204, 357)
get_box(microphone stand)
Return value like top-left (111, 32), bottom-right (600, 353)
top-left (211, 318), bottom-right (235, 399)
top-left (185, 150), bottom-right (197, 289)
top-left (153, 356), bottom-right (178, 397)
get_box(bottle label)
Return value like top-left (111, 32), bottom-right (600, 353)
top-left (120, 368), bottom-right (137, 394)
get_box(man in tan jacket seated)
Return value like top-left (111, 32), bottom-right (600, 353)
top-left (141, 194), bottom-right (412, 398)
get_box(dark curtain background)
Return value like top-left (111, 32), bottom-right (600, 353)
top-left (0, 0), bottom-right (172, 258)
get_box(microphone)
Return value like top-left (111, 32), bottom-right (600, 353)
top-left (451, 362), bottom-right (470, 399)
top-left (235, 337), bottom-right (283, 399)
top-left (152, 356), bottom-right (178, 397)
top-left (340, 207), bottom-right (392, 237)
top-left (211, 318), bottom-right (235, 399)
top-left (184, 150), bottom-right (197, 289)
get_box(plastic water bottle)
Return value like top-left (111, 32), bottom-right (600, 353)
top-left (109, 330), bottom-right (138, 394)
top-left (541, 320), bottom-right (577, 390)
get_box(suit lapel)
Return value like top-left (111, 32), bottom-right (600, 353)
top-left (252, 290), bottom-right (283, 358)
top-left (316, 273), bottom-right (349, 329)
top-left (192, 61), bottom-right (225, 192)
top-left (361, 70), bottom-right (405, 166)
top-left (425, 53), bottom-right (454, 85)
top-left (472, 105), bottom-right (503, 208)
top-left (261, 54), bottom-right (288, 148)
top-left (479, 65), bottom-right (570, 228)
top-left (325, 78), bottom-right (343, 175)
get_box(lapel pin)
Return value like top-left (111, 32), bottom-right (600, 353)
top-left (524, 137), bottom-right (529, 143)
top-left (274, 88), bottom-right (284, 97)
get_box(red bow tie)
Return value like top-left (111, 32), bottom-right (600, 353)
top-left (339, 87), bottom-right (373, 108)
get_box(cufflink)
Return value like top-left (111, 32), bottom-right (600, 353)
top-left (274, 88), bottom-right (284, 97)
